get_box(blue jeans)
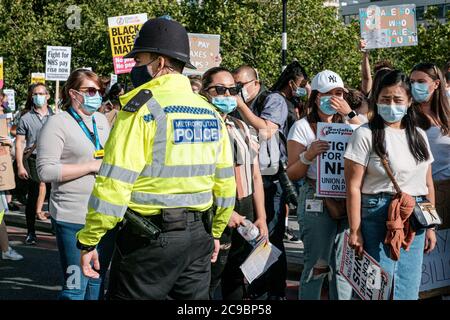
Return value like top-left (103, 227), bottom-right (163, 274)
top-left (361, 193), bottom-right (426, 300)
top-left (53, 218), bottom-right (117, 300)
top-left (297, 182), bottom-right (353, 300)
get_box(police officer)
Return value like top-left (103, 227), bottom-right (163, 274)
top-left (76, 17), bottom-right (236, 300)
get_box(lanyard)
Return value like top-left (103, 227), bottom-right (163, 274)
top-left (68, 107), bottom-right (102, 151)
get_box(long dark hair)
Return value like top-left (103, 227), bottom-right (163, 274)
top-left (369, 70), bottom-right (429, 162)
top-left (305, 89), bottom-right (344, 125)
top-left (23, 83), bottom-right (49, 115)
top-left (270, 60), bottom-right (308, 92)
top-left (411, 62), bottom-right (450, 136)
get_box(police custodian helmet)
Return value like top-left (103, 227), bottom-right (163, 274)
top-left (124, 17), bottom-right (196, 69)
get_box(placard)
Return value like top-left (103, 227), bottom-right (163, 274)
top-left (185, 33), bottom-right (221, 76)
top-left (45, 46), bottom-right (72, 81)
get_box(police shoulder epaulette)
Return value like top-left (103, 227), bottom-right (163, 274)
top-left (122, 89), bottom-right (153, 113)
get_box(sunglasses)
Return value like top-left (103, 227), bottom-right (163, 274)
top-left (236, 79), bottom-right (256, 88)
top-left (78, 87), bottom-right (104, 97)
top-left (208, 86), bottom-right (240, 96)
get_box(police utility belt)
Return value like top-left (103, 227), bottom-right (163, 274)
top-left (124, 207), bottom-right (214, 240)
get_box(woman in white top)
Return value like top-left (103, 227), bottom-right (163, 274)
top-left (344, 70), bottom-right (436, 300)
top-left (410, 63), bottom-right (450, 228)
top-left (286, 70), bottom-right (360, 300)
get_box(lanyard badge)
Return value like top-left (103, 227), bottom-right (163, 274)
top-left (68, 108), bottom-right (103, 158)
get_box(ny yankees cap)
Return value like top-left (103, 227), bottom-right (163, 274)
top-left (311, 70), bottom-right (348, 93)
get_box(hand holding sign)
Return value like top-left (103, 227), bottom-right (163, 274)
top-left (348, 229), bottom-right (364, 258)
top-left (305, 140), bottom-right (329, 161)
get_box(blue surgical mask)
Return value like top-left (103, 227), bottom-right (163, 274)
top-left (212, 96), bottom-right (237, 114)
top-left (81, 92), bottom-right (103, 114)
top-left (33, 95), bottom-right (46, 108)
top-left (319, 96), bottom-right (337, 115)
top-left (295, 87), bottom-right (307, 97)
top-left (411, 82), bottom-right (430, 103)
top-left (377, 104), bottom-right (408, 123)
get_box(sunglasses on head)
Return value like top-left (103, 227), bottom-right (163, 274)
top-left (78, 87), bottom-right (104, 97)
top-left (208, 85), bottom-right (240, 96)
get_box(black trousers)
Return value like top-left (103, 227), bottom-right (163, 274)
top-left (210, 195), bottom-right (254, 300)
top-left (25, 180), bottom-right (40, 235)
top-left (107, 212), bottom-right (214, 300)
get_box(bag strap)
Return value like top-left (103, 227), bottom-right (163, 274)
top-left (381, 157), bottom-right (402, 194)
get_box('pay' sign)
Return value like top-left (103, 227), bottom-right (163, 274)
top-left (45, 46), bottom-right (72, 81)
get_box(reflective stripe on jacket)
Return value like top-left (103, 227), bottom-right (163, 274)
top-left (77, 74), bottom-right (236, 246)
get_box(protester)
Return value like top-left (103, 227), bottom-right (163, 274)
top-left (201, 67), bottom-right (268, 300)
top-left (344, 70), bottom-right (436, 300)
top-left (101, 82), bottom-right (124, 127)
top-left (344, 88), bottom-right (369, 123)
top-left (188, 74), bottom-right (202, 93)
top-left (76, 18), bottom-right (236, 300)
top-left (15, 83), bottom-right (54, 245)
top-left (410, 63), bottom-right (450, 228)
top-left (37, 69), bottom-right (116, 300)
top-left (359, 39), bottom-right (394, 97)
top-left (286, 70), bottom-right (355, 300)
top-left (0, 130), bottom-right (23, 261)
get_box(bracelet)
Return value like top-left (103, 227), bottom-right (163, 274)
top-left (299, 151), bottom-right (313, 165)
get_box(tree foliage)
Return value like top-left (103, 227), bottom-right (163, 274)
top-left (0, 0), bottom-right (448, 105)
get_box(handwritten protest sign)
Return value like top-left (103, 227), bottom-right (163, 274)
top-left (108, 13), bottom-right (147, 75)
top-left (316, 122), bottom-right (356, 198)
top-left (185, 33), bottom-right (221, 76)
top-left (45, 46), bottom-right (72, 81)
top-left (359, 4), bottom-right (418, 49)
top-left (2, 89), bottom-right (15, 111)
top-left (340, 232), bottom-right (391, 300)
top-left (0, 57), bottom-right (3, 89)
top-left (0, 118), bottom-right (15, 191)
top-left (31, 73), bottom-right (46, 84)
top-left (420, 228), bottom-right (450, 298)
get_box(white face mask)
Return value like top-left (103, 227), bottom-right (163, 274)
top-left (241, 87), bottom-right (250, 102)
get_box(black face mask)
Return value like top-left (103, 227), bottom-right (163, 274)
top-left (130, 64), bottom-right (152, 88)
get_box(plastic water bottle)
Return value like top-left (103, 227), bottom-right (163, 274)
top-left (237, 219), bottom-right (260, 247)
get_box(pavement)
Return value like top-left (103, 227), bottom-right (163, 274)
top-left (1, 203), bottom-right (304, 300)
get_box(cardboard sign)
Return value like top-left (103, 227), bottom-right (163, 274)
top-left (0, 57), bottom-right (3, 89)
top-left (359, 4), bottom-right (418, 49)
top-left (45, 46), bottom-right (72, 81)
top-left (2, 89), bottom-right (15, 111)
top-left (316, 122), bottom-right (356, 198)
top-left (0, 119), bottom-right (15, 191)
top-left (420, 229), bottom-right (450, 295)
top-left (185, 33), bottom-right (221, 76)
top-left (340, 232), bottom-right (391, 300)
top-left (108, 13), bottom-right (147, 75)
top-left (31, 72), bottom-right (46, 84)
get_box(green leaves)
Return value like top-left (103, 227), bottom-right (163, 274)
top-left (0, 0), bottom-right (448, 105)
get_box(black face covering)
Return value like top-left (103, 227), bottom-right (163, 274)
top-left (130, 64), bottom-right (152, 88)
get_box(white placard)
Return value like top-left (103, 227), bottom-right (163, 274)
top-left (45, 46), bottom-right (72, 81)
top-left (2, 89), bottom-right (15, 111)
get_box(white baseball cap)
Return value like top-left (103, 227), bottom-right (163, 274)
top-left (311, 70), bottom-right (348, 93)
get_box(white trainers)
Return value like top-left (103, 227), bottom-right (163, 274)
top-left (2, 247), bottom-right (24, 261)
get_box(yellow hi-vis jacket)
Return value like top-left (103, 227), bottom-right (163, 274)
top-left (77, 74), bottom-right (236, 246)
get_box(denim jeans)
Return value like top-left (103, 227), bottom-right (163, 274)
top-left (53, 218), bottom-right (117, 300)
top-left (297, 182), bottom-right (353, 300)
top-left (361, 193), bottom-right (426, 300)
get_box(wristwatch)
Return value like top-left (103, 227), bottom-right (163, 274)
top-left (76, 240), bottom-right (96, 252)
top-left (345, 110), bottom-right (357, 121)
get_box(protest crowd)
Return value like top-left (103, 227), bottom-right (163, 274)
top-left (0, 13), bottom-right (449, 302)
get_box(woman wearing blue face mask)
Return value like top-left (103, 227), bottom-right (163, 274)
top-left (201, 67), bottom-right (268, 300)
top-left (410, 63), bottom-right (450, 228)
top-left (36, 69), bottom-right (116, 300)
top-left (286, 70), bottom-right (355, 300)
top-left (345, 70), bottom-right (436, 300)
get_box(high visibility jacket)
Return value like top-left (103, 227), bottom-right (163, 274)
top-left (77, 74), bottom-right (236, 246)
